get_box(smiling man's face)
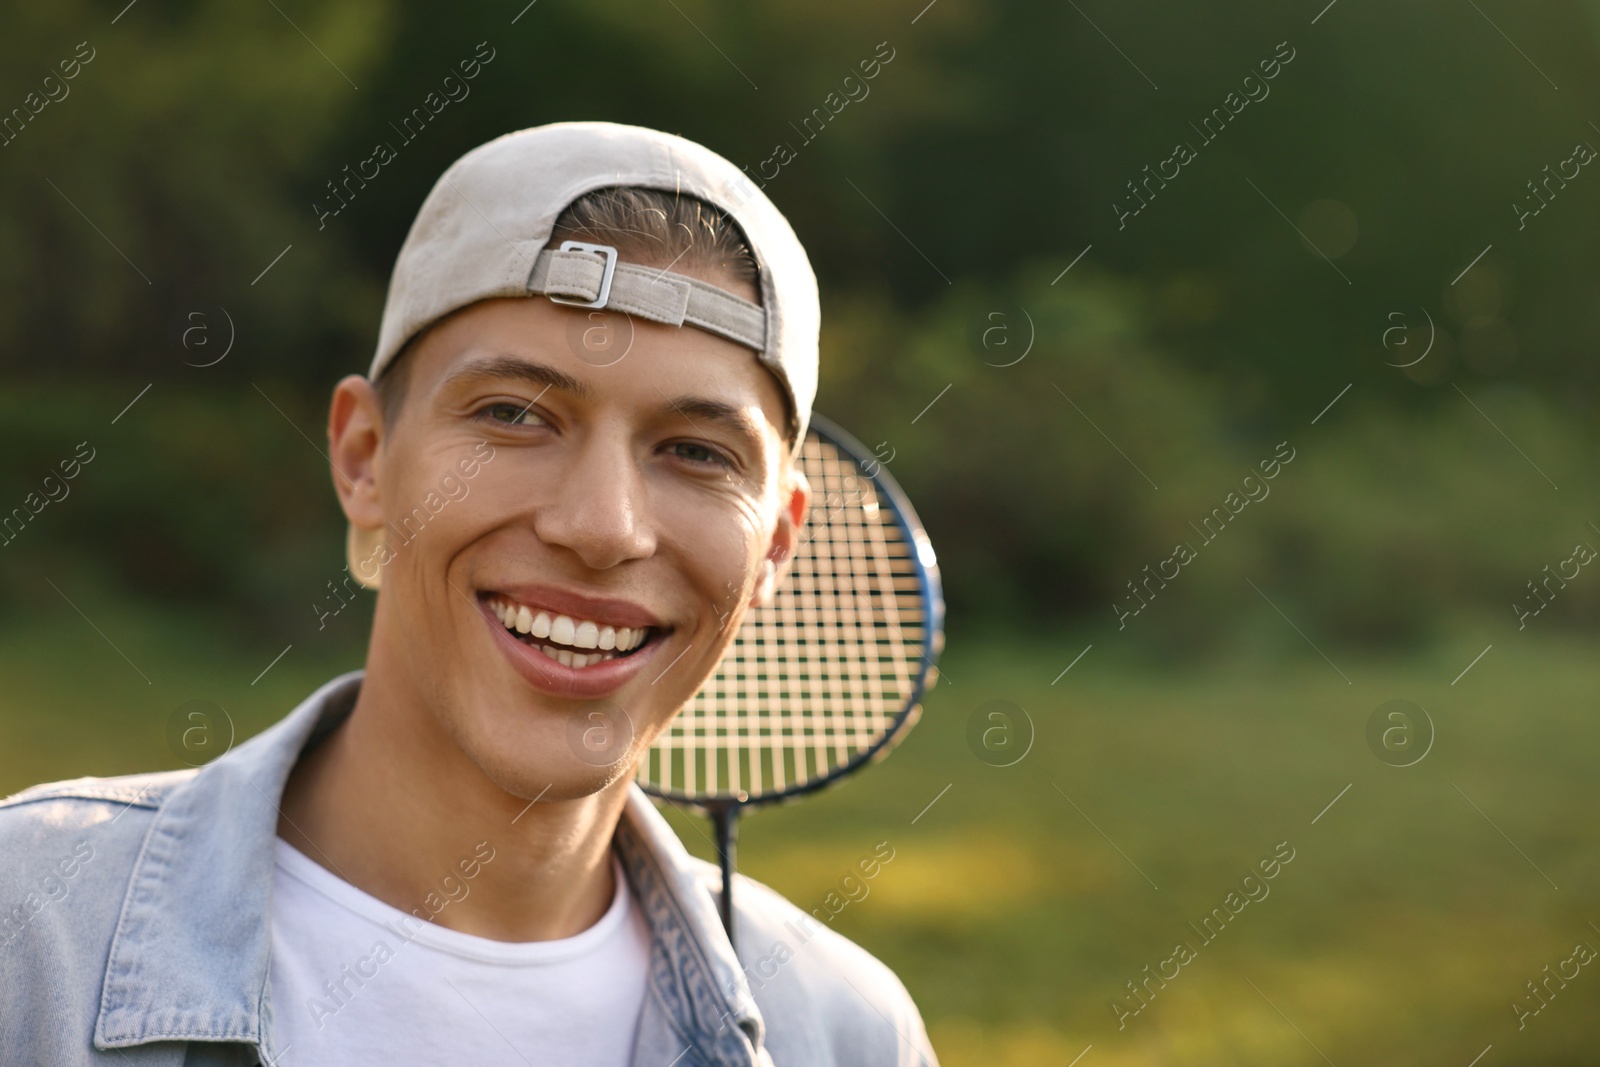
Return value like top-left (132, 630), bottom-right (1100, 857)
top-left (327, 281), bottom-right (808, 802)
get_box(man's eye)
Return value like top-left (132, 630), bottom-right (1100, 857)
top-left (485, 403), bottom-right (544, 426)
top-left (671, 441), bottom-right (732, 468)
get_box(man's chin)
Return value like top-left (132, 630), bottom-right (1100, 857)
top-left (452, 708), bottom-right (641, 807)
top-left (478, 755), bottom-right (638, 807)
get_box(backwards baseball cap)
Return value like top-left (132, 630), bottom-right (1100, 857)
top-left (368, 120), bottom-right (820, 447)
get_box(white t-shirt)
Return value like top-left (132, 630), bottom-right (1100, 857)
top-left (268, 836), bottom-right (652, 1067)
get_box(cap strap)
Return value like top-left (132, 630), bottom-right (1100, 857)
top-left (528, 244), bottom-right (766, 351)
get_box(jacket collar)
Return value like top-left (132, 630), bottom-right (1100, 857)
top-left (94, 670), bottom-right (765, 1065)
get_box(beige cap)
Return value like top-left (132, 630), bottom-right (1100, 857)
top-left (368, 120), bottom-right (820, 446)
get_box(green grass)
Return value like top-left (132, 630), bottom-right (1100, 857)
top-left (712, 624), bottom-right (1600, 1067)
top-left (3, 602), bottom-right (1597, 1066)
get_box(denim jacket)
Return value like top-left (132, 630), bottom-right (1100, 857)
top-left (0, 671), bottom-right (938, 1066)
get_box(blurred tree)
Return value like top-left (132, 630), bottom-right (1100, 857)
top-left (0, 0), bottom-right (395, 382)
top-left (3, 0), bottom-right (1599, 645)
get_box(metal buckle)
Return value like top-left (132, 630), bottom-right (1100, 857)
top-left (546, 240), bottom-right (618, 309)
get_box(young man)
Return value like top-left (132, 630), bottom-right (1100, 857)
top-left (0, 122), bottom-right (939, 1066)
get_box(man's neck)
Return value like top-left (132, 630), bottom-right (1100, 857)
top-left (275, 663), bottom-right (629, 943)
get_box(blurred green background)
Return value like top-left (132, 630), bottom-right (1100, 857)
top-left (4, 0), bottom-right (1600, 1063)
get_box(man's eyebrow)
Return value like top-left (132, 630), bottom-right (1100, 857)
top-left (440, 355), bottom-right (593, 401)
top-left (656, 393), bottom-right (768, 456)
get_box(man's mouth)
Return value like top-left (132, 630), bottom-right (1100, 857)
top-left (481, 593), bottom-right (661, 670)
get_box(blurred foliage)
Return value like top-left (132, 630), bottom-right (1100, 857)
top-left (3, 0), bottom-right (1600, 645)
top-left (821, 266), bottom-right (1600, 652)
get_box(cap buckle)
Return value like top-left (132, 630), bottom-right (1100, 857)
top-left (547, 240), bottom-right (619, 309)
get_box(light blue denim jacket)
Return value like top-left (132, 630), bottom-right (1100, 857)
top-left (0, 671), bottom-right (938, 1066)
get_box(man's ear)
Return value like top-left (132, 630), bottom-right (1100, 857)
top-left (751, 464), bottom-right (810, 609)
top-left (328, 374), bottom-right (386, 534)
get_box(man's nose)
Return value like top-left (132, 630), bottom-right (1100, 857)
top-left (532, 430), bottom-right (656, 570)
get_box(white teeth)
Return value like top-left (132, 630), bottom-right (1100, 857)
top-left (531, 641), bottom-right (617, 669)
top-left (491, 597), bottom-right (651, 659)
top-left (574, 620), bottom-right (600, 649)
